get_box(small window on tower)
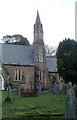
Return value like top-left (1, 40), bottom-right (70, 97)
top-left (39, 48), bottom-right (43, 62)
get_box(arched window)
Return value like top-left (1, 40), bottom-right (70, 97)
top-left (19, 68), bottom-right (21, 80)
top-left (14, 68), bottom-right (22, 81)
top-left (39, 70), bottom-right (43, 82)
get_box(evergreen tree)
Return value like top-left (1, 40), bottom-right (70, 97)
top-left (56, 38), bottom-right (77, 84)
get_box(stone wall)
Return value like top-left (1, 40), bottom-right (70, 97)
top-left (2, 65), bottom-right (35, 90)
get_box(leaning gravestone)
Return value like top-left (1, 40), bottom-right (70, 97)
top-left (65, 82), bottom-right (76, 118)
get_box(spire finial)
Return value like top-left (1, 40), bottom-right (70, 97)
top-left (35, 10), bottom-right (41, 24)
top-left (37, 9), bottom-right (39, 16)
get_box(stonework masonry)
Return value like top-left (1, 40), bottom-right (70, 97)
top-left (0, 11), bottom-right (61, 92)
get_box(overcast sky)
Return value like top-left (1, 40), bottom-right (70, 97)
top-left (0, 0), bottom-right (76, 46)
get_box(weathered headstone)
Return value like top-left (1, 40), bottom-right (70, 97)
top-left (52, 82), bottom-right (59, 94)
top-left (25, 75), bottom-right (31, 90)
top-left (0, 77), bottom-right (2, 91)
top-left (38, 82), bottom-right (42, 93)
top-left (73, 84), bottom-right (77, 118)
top-left (59, 81), bottom-right (62, 92)
top-left (65, 82), bottom-right (76, 118)
top-left (59, 81), bottom-right (65, 93)
top-left (0, 76), bottom-right (4, 90)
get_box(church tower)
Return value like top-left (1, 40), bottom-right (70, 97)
top-left (33, 10), bottom-right (47, 92)
top-left (34, 10), bottom-right (43, 42)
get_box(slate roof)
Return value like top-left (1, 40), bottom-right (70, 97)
top-left (0, 44), bottom-right (34, 66)
top-left (46, 57), bottom-right (58, 73)
top-left (0, 44), bottom-right (57, 72)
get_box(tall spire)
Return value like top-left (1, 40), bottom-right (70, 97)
top-left (35, 10), bottom-right (41, 24)
top-left (34, 10), bottom-right (43, 41)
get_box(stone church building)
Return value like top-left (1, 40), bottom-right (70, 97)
top-left (0, 11), bottom-right (60, 92)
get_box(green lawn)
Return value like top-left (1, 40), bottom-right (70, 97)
top-left (2, 91), bottom-right (66, 118)
top-left (0, 91), bottom-right (2, 118)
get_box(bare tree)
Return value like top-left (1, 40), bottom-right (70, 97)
top-left (45, 45), bottom-right (57, 56)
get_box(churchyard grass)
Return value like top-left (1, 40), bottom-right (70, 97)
top-left (0, 91), bottom-right (2, 118)
top-left (2, 91), bottom-right (65, 118)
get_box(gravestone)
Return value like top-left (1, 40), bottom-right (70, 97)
top-left (0, 76), bottom-right (4, 90)
top-left (0, 77), bottom-right (2, 91)
top-left (65, 82), bottom-right (76, 118)
top-left (38, 82), bottom-right (42, 93)
top-left (59, 81), bottom-right (65, 93)
top-left (25, 75), bottom-right (31, 90)
top-left (73, 84), bottom-right (77, 118)
top-left (52, 82), bottom-right (59, 94)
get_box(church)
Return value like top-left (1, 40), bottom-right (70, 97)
top-left (0, 11), bottom-right (59, 92)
